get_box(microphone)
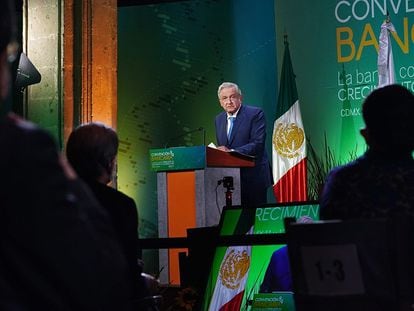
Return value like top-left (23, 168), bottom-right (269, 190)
top-left (164, 127), bottom-right (205, 148)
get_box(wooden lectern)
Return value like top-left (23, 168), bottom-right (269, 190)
top-left (149, 146), bottom-right (254, 284)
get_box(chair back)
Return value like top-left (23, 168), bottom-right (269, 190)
top-left (285, 217), bottom-right (414, 311)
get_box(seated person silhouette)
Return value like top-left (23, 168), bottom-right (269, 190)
top-left (66, 122), bottom-right (152, 301)
top-left (0, 1), bottom-right (133, 309)
top-left (318, 84), bottom-right (414, 311)
top-left (320, 84), bottom-right (414, 220)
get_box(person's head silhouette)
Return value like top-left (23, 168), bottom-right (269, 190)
top-left (360, 84), bottom-right (414, 154)
top-left (66, 122), bottom-right (119, 185)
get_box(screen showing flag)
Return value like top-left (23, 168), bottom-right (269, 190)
top-left (202, 202), bottom-right (320, 311)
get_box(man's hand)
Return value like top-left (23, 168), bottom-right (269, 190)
top-left (217, 146), bottom-right (231, 152)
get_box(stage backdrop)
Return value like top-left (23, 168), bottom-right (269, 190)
top-left (118, 0), bottom-right (414, 274)
top-left (275, 0), bottom-right (414, 159)
top-left (118, 0), bottom-right (277, 274)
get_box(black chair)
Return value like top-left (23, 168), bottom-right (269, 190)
top-left (285, 217), bottom-right (414, 311)
top-left (133, 272), bottom-right (163, 311)
top-left (133, 295), bottom-right (162, 311)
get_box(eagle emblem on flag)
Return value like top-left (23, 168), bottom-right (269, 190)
top-left (219, 248), bottom-right (251, 290)
top-left (273, 122), bottom-right (305, 158)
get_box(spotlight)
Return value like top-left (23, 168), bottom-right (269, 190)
top-left (15, 52), bottom-right (41, 92)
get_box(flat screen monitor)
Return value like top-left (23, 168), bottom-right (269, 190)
top-left (202, 201), bottom-right (320, 311)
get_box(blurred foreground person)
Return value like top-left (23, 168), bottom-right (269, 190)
top-left (66, 122), bottom-right (150, 300)
top-left (0, 1), bottom-right (132, 309)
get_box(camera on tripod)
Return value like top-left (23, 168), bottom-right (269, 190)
top-left (222, 176), bottom-right (234, 190)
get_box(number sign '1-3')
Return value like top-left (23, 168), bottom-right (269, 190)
top-left (300, 244), bottom-right (365, 295)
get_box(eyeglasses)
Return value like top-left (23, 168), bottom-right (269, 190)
top-left (220, 94), bottom-right (240, 101)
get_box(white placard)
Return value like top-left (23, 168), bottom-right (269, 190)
top-left (300, 244), bottom-right (365, 295)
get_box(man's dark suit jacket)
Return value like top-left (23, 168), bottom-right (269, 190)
top-left (215, 104), bottom-right (272, 207)
top-left (260, 246), bottom-right (292, 293)
top-left (0, 115), bottom-right (132, 310)
top-left (84, 180), bottom-right (147, 298)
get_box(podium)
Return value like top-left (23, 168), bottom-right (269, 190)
top-left (149, 146), bottom-right (254, 284)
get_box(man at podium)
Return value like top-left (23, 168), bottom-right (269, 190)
top-left (215, 82), bottom-right (272, 207)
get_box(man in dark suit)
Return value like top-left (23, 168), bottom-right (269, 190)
top-left (260, 246), bottom-right (291, 293)
top-left (215, 82), bottom-right (272, 207)
top-left (66, 122), bottom-right (149, 301)
top-left (0, 1), bottom-right (133, 309)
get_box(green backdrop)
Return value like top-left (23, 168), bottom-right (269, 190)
top-left (118, 0), bottom-right (414, 274)
top-left (118, 0), bottom-right (278, 273)
top-left (275, 0), bottom-right (414, 160)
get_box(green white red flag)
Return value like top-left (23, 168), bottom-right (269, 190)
top-left (272, 36), bottom-right (307, 202)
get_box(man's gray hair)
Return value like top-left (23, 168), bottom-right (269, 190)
top-left (217, 82), bottom-right (242, 98)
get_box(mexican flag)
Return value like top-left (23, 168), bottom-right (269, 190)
top-left (207, 209), bottom-right (255, 311)
top-left (377, 19), bottom-right (396, 87)
top-left (208, 242), bottom-right (252, 311)
top-left (272, 36), bottom-right (307, 202)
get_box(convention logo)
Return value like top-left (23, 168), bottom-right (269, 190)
top-left (273, 122), bottom-right (305, 158)
top-left (219, 248), bottom-right (250, 290)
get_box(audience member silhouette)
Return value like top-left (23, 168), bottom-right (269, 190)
top-left (319, 85), bottom-right (414, 310)
top-left (320, 84), bottom-right (414, 219)
top-left (66, 122), bottom-right (149, 300)
top-left (0, 1), bottom-right (133, 310)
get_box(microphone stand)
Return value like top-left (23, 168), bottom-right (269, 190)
top-left (222, 176), bottom-right (234, 207)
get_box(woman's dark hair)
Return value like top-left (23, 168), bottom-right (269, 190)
top-left (66, 122), bottom-right (119, 181)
